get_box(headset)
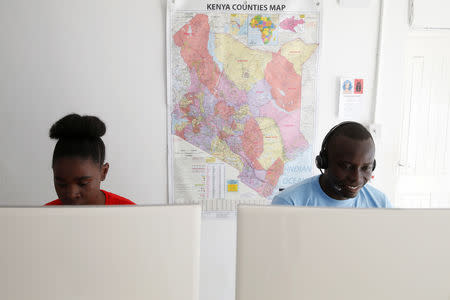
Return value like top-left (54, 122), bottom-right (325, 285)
top-left (315, 121), bottom-right (376, 172)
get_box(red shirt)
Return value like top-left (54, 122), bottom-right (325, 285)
top-left (44, 190), bottom-right (135, 205)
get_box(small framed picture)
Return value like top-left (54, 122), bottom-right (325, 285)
top-left (354, 79), bottom-right (363, 94)
top-left (342, 79), bottom-right (353, 94)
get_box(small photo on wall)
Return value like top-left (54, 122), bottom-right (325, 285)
top-left (342, 79), bottom-right (353, 94)
top-left (354, 79), bottom-right (363, 94)
top-left (339, 77), bottom-right (366, 121)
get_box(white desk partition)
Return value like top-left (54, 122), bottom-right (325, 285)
top-left (236, 205), bottom-right (450, 300)
top-left (0, 205), bottom-right (201, 300)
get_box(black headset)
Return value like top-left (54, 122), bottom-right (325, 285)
top-left (315, 121), bottom-right (376, 171)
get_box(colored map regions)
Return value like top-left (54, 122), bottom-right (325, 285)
top-left (249, 15), bottom-right (276, 45)
top-left (230, 14), bottom-right (248, 36)
top-left (280, 39), bottom-right (318, 75)
top-left (280, 16), bottom-right (305, 32)
top-left (172, 14), bottom-right (317, 198)
top-left (215, 33), bottom-right (272, 91)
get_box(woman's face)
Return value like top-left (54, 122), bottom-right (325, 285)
top-left (52, 156), bottom-right (109, 205)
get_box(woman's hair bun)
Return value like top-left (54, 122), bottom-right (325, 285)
top-left (49, 114), bottom-right (106, 139)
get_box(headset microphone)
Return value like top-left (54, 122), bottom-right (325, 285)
top-left (333, 184), bottom-right (342, 192)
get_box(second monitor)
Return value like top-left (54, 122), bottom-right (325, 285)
top-left (236, 206), bottom-right (450, 300)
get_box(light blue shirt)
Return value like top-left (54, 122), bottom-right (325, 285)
top-left (272, 175), bottom-right (392, 208)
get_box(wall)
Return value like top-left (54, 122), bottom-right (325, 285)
top-left (0, 0), bottom-right (168, 206)
top-left (0, 0), bottom-right (408, 300)
top-left (374, 0), bottom-right (412, 203)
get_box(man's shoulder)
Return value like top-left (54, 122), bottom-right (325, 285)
top-left (359, 184), bottom-right (392, 208)
top-left (272, 176), bottom-right (320, 206)
top-left (360, 183), bottom-right (386, 199)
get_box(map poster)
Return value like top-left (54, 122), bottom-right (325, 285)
top-left (167, 0), bottom-right (320, 215)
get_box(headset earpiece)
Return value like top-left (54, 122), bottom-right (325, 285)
top-left (315, 154), bottom-right (322, 169)
top-left (372, 159), bottom-right (376, 171)
top-left (315, 150), bottom-right (327, 170)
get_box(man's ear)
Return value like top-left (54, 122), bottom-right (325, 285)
top-left (100, 163), bottom-right (109, 181)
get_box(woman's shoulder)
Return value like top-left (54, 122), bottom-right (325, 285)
top-left (44, 199), bottom-right (63, 206)
top-left (102, 190), bottom-right (136, 205)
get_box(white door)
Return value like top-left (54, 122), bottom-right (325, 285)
top-left (394, 34), bottom-right (450, 207)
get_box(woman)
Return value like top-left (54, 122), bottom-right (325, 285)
top-left (45, 114), bottom-right (135, 205)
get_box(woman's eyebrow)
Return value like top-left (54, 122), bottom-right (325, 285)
top-left (76, 176), bottom-right (92, 180)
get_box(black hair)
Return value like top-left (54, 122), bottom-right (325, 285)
top-left (328, 122), bottom-right (373, 145)
top-left (50, 114), bottom-right (106, 167)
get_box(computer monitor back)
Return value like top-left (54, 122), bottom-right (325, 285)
top-left (0, 205), bottom-right (201, 300)
top-left (236, 206), bottom-right (450, 300)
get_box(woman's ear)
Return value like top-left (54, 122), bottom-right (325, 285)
top-left (100, 163), bottom-right (109, 181)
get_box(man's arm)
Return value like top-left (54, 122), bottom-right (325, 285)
top-left (271, 195), bottom-right (294, 206)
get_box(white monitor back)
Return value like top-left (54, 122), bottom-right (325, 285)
top-left (236, 206), bottom-right (450, 300)
top-left (0, 205), bottom-right (201, 300)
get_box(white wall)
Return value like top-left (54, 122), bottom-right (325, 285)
top-left (374, 0), bottom-right (411, 202)
top-left (410, 0), bottom-right (450, 29)
top-left (315, 0), bottom-right (381, 156)
top-left (0, 0), bottom-right (410, 300)
top-left (0, 0), bottom-right (167, 206)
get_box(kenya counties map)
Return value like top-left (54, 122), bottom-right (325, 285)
top-left (169, 8), bottom-right (319, 212)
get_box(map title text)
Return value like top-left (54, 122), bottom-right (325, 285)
top-left (206, 4), bottom-right (286, 11)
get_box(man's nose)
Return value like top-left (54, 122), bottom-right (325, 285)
top-left (348, 167), bottom-right (363, 183)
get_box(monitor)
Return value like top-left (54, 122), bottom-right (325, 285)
top-left (0, 205), bottom-right (201, 300)
top-left (236, 205), bottom-right (450, 300)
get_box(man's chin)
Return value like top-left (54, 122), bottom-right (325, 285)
top-left (341, 192), bottom-right (358, 199)
top-left (339, 186), bottom-right (362, 199)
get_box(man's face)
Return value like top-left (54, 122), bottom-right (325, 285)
top-left (322, 135), bottom-right (375, 200)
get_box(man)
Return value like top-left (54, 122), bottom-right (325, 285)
top-left (272, 121), bottom-right (392, 207)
